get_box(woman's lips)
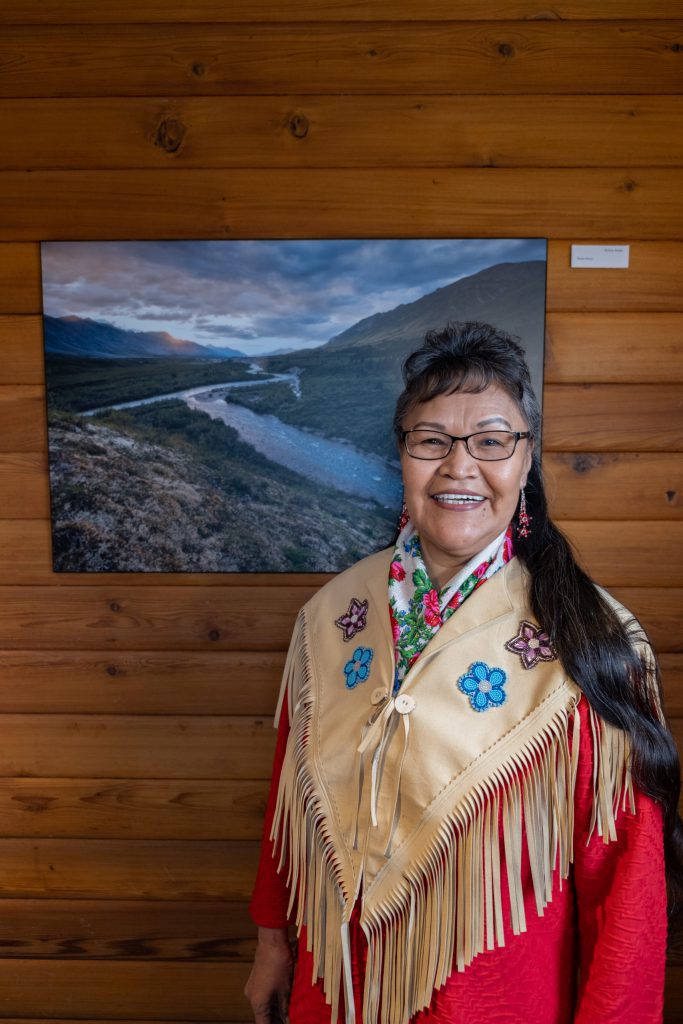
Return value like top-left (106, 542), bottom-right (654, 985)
top-left (430, 492), bottom-right (487, 508)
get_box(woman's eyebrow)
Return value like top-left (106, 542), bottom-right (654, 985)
top-left (476, 416), bottom-right (513, 429)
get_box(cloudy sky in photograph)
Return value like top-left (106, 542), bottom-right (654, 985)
top-left (41, 238), bottom-right (546, 356)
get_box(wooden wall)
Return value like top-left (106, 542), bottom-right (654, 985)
top-left (0, 2), bottom-right (681, 1021)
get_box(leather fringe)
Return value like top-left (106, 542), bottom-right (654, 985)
top-left (271, 619), bottom-right (635, 1024)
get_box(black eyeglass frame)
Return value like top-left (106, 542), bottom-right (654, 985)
top-left (401, 428), bottom-right (532, 462)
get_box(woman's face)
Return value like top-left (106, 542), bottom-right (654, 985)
top-left (400, 384), bottom-right (532, 588)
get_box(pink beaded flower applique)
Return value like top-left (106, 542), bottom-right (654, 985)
top-left (334, 597), bottom-right (369, 642)
top-left (504, 620), bottom-right (556, 670)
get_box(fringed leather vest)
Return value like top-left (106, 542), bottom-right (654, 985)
top-left (272, 550), bottom-right (640, 1024)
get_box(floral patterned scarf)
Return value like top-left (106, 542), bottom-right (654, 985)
top-left (388, 523), bottom-right (514, 694)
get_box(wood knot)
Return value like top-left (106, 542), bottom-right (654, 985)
top-left (106, 664), bottom-right (119, 677)
top-left (288, 113), bottom-right (309, 139)
top-left (571, 454), bottom-right (600, 474)
top-left (666, 490), bottom-right (678, 504)
top-left (109, 601), bottom-right (121, 613)
top-left (670, 42), bottom-right (683, 53)
top-left (368, 48), bottom-right (378, 57)
top-left (208, 628), bottom-right (220, 642)
top-left (191, 61), bottom-right (205, 77)
top-left (622, 178), bottom-right (637, 192)
top-left (497, 42), bottom-right (515, 57)
top-left (155, 118), bottom-right (186, 154)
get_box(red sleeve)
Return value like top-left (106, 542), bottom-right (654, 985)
top-left (572, 699), bottom-right (667, 1023)
top-left (248, 696), bottom-right (293, 928)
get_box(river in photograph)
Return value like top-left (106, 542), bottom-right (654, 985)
top-left (85, 374), bottom-right (403, 506)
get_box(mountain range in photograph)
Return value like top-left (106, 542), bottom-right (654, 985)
top-left (43, 253), bottom-right (547, 573)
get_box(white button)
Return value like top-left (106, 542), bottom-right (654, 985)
top-left (395, 694), bottom-right (416, 715)
top-left (371, 687), bottom-right (388, 705)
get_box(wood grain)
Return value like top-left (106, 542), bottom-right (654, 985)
top-left (0, 386), bottom-right (46, 451)
top-left (0, 650), bottom-right (678, 718)
top-left (0, 453), bottom-right (48, 518)
top-left (4, 312), bottom-right (679, 387)
top-left (557, 522), bottom-right (683, 586)
top-left (1, 23), bottom-right (682, 98)
top-left (0, 778), bottom-right (268, 839)
top-left (1, 2), bottom-right (681, 22)
top-left (608, 589), bottom-right (682, 652)
top-left (1, 519), bottom-right (680, 588)
top-left (543, 453), bottom-right (682, 521)
top-left (1, 169), bottom-right (682, 241)
top-left (545, 313), bottom-right (683, 383)
top-left (0, 316), bottom-right (44, 384)
top-left (0, 959), bottom-right (251, 1019)
top-left (2, 95), bottom-right (683, 170)
top-left (543, 385), bottom-right (683, 451)
top-left (0, 650), bottom-right (285, 715)
top-left (0, 715), bottom-right (276, 780)
top-left (0, 838), bottom-right (258, 901)
top-left (546, 241), bottom-right (683, 312)
top-left (0, 898), bottom-right (253, 960)
top-left (1, 450), bottom-right (680, 523)
top-left (0, 243), bottom-right (41, 314)
top-left (0, 584), bottom-right (677, 651)
top-left (0, 585), bottom-right (311, 650)
top-left (662, 656), bottom-right (683, 718)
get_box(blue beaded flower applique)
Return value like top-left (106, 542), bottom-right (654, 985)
top-left (457, 661), bottom-right (508, 712)
top-left (343, 647), bottom-right (374, 689)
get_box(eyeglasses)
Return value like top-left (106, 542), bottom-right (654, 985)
top-left (402, 429), bottom-right (531, 462)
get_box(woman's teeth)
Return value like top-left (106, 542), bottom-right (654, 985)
top-left (433, 493), bottom-right (485, 505)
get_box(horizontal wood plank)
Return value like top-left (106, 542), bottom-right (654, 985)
top-left (0, 898), bottom-right (254, 960)
top-left (662, 655), bottom-right (683, 718)
top-left (8, 385), bottom-right (683, 455)
top-left (0, 585), bottom-right (311, 650)
top-left (0, 453), bottom-right (48, 518)
top-left (0, 838), bottom-right (258, 901)
top-left (1, 169), bottom-right (683, 241)
top-left (2, 2), bottom-right (682, 22)
top-left (2, 95), bottom-right (683, 170)
top-left (0, 715), bottom-right (276, 780)
top-left (543, 385), bottom-right (683, 451)
top-left (544, 453), bottom-right (682, 520)
top-left (0, 316), bottom-right (44, 384)
top-left (0, 584), bottom-right (676, 651)
top-left (557, 522), bottom-right (683, 586)
top-left (1, 451), bottom-right (680, 523)
top-left (0, 650), bottom-right (285, 715)
top-left (1, 519), bottom-right (680, 587)
top-left (0, 243), bottom-right (41, 314)
top-left (0, 387), bottom-right (46, 451)
top-left (4, 312), bottom-right (679, 389)
top-left (0, 959), bottom-right (250, 1019)
top-left (2, 23), bottom-right (683, 98)
top-left (0, 649), bottom-right (678, 718)
top-left (0, 778), bottom-right (268, 839)
top-left (545, 313), bottom-right (683, 383)
top-left (547, 240), bottom-right (683, 312)
top-left (608, 589), bottom-right (682, 652)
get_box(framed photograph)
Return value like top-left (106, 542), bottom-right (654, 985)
top-left (41, 238), bottom-right (547, 573)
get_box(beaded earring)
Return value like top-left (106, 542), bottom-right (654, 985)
top-left (398, 500), bottom-right (410, 532)
top-left (517, 488), bottom-right (532, 539)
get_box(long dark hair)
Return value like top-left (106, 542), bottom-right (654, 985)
top-left (394, 320), bottom-right (683, 920)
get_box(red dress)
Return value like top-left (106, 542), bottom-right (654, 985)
top-left (250, 696), bottom-right (666, 1023)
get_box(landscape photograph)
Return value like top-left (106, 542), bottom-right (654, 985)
top-left (41, 238), bottom-right (547, 573)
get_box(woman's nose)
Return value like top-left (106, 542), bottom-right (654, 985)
top-left (438, 438), bottom-right (477, 475)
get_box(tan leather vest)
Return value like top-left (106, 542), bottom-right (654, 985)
top-left (272, 551), bottom-right (637, 1024)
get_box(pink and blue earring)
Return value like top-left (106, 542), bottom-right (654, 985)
top-left (517, 488), bottom-right (532, 538)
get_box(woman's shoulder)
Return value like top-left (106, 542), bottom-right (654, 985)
top-left (302, 546), bottom-right (394, 617)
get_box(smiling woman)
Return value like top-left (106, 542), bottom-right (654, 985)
top-left (246, 321), bottom-right (681, 1024)
top-left (399, 386), bottom-right (532, 589)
